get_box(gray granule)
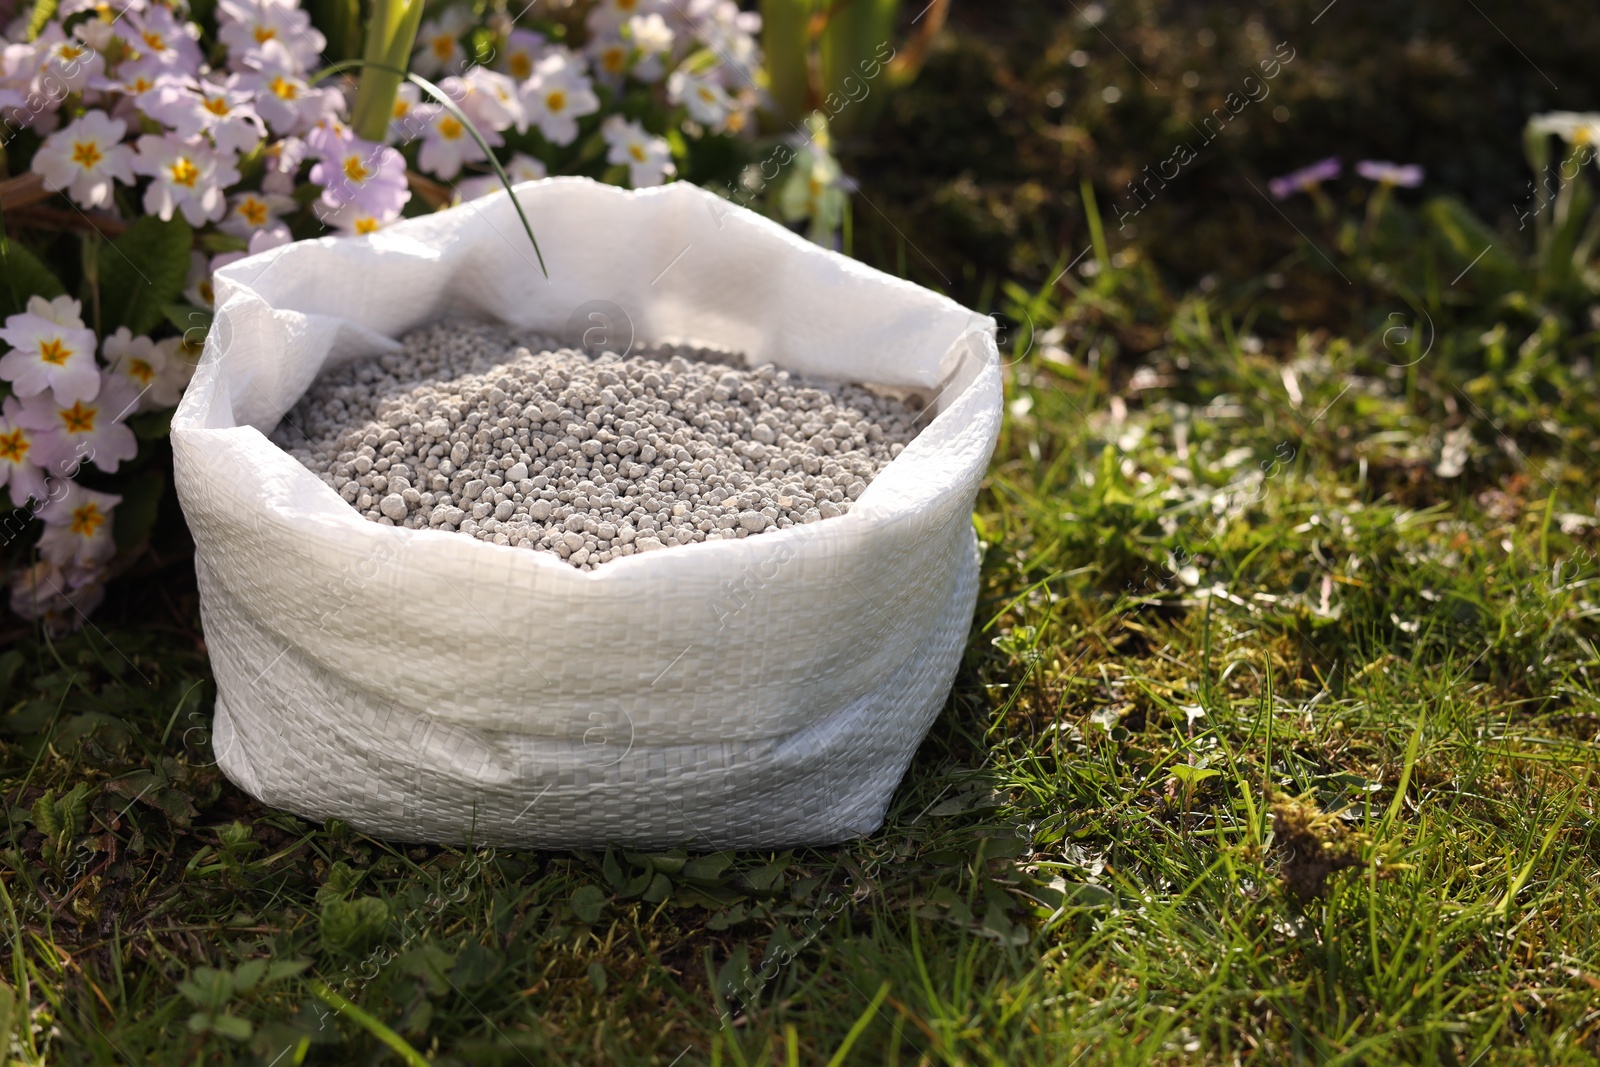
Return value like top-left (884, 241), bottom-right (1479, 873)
top-left (270, 321), bottom-right (924, 571)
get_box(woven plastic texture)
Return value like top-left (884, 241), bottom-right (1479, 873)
top-left (171, 177), bottom-right (1002, 849)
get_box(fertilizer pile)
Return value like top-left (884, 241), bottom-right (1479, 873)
top-left (271, 322), bottom-right (925, 569)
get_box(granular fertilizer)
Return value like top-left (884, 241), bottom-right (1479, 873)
top-left (271, 321), bottom-right (924, 569)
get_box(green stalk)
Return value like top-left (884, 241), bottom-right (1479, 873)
top-left (817, 0), bottom-right (898, 139)
top-left (759, 0), bottom-right (814, 127)
top-left (350, 0), bottom-right (425, 144)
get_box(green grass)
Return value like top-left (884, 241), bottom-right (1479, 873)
top-left (4, 242), bottom-right (1600, 1065)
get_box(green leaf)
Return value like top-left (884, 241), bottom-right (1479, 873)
top-left (569, 884), bottom-right (607, 924)
top-left (1169, 764), bottom-right (1221, 787)
top-left (586, 960), bottom-right (608, 994)
top-left (451, 943), bottom-right (502, 987)
top-left (211, 1014), bottom-right (253, 1040)
top-left (682, 852), bottom-right (735, 883)
top-left (112, 471), bottom-right (165, 553)
top-left (99, 216), bottom-right (194, 336)
top-left (233, 959), bottom-right (267, 992)
top-left (0, 238), bottom-right (66, 320)
top-left (319, 895), bottom-right (390, 955)
top-left (641, 872), bottom-right (672, 904)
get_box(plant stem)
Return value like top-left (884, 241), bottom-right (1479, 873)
top-left (350, 0), bottom-right (425, 144)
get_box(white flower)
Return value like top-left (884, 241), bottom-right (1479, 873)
top-left (153, 335), bottom-right (201, 405)
top-left (260, 133), bottom-right (307, 194)
top-left (779, 141), bottom-right (848, 244)
top-left (627, 13), bottom-right (675, 82)
top-left (18, 373), bottom-right (140, 474)
top-left (459, 67), bottom-right (525, 134)
top-left (143, 77), bottom-right (267, 157)
top-left (217, 0), bottom-right (327, 73)
top-left (0, 396), bottom-right (55, 507)
top-left (412, 6), bottom-right (474, 77)
top-left (38, 32), bottom-right (104, 92)
top-left (126, 5), bottom-right (204, 75)
top-left (587, 0), bottom-right (665, 37)
top-left (218, 188), bottom-right (297, 238)
top-left (602, 115), bottom-right (674, 187)
top-left (31, 110), bottom-right (135, 209)
top-left (183, 250), bottom-right (217, 308)
top-left (388, 82), bottom-right (422, 142)
top-left (37, 483), bottom-right (122, 569)
top-left (668, 68), bottom-right (734, 127)
top-left (0, 296), bottom-right (101, 405)
top-left (520, 51), bottom-right (598, 146)
top-left (455, 152), bottom-right (546, 201)
top-left (315, 199), bottom-right (397, 235)
top-left (237, 66), bottom-right (339, 135)
top-left (587, 34), bottom-right (631, 87)
top-left (498, 28), bottom-right (545, 82)
top-left (414, 102), bottom-right (498, 180)
top-left (1528, 112), bottom-right (1600, 145)
top-left (102, 328), bottom-right (171, 411)
top-left (133, 133), bottom-right (240, 225)
top-left (9, 560), bottom-right (108, 634)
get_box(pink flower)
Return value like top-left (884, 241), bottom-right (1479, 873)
top-left (0, 396), bottom-right (55, 507)
top-left (218, 188), bottom-right (297, 238)
top-left (236, 66), bottom-right (339, 135)
top-left (413, 102), bottom-right (498, 179)
top-left (143, 77), bottom-right (267, 157)
top-left (498, 28), bottom-right (546, 82)
top-left (102, 328), bottom-right (179, 411)
top-left (307, 124), bottom-right (411, 217)
top-left (9, 560), bottom-right (108, 635)
top-left (37, 482), bottom-right (122, 569)
top-left (218, 0), bottom-right (326, 73)
top-left (17, 373), bottom-right (140, 474)
top-left (125, 5), bottom-right (204, 75)
top-left (0, 296), bottom-right (101, 405)
top-left (132, 133), bottom-right (239, 225)
top-left (31, 109), bottom-right (136, 209)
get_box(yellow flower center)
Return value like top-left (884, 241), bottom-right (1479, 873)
top-left (125, 357), bottom-right (156, 385)
top-left (270, 75), bottom-right (298, 100)
top-left (629, 143), bottom-right (646, 163)
top-left (437, 115), bottom-right (463, 140)
top-left (38, 338), bottom-right (72, 366)
top-left (70, 502), bottom-right (106, 538)
top-left (698, 86), bottom-right (718, 103)
top-left (238, 197), bottom-right (269, 226)
top-left (510, 53), bottom-right (532, 80)
top-left (431, 33), bottom-right (455, 60)
top-left (204, 95), bottom-right (231, 115)
top-left (57, 44), bottom-right (83, 61)
top-left (354, 217), bottom-right (380, 234)
top-left (0, 429), bottom-right (29, 463)
top-left (141, 30), bottom-right (166, 51)
top-left (393, 98), bottom-right (410, 119)
top-left (602, 47), bottom-right (625, 73)
top-left (546, 89), bottom-right (566, 113)
top-left (71, 140), bottom-right (103, 169)
top-left (253, 24), bottom-right (277, 43)
top-left (343, 155), bottom-right (372, 182)
top-left (618, 0), bottom-right (636, 10)
top-left (169, 157), bottom-right (200, 188)
top-left (130, 76), bottom-right (154, 93)
top-left (60, 401), bottom-right (97, 434)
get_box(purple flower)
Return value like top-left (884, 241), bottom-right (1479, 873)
top-left (1355, 160), bottom-right (1424, 187)
top-left (1269, 157), bottom-right (1341, 200)
top-left (307, 123), bottom-right (410, 219)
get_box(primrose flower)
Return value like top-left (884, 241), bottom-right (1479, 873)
top-left (602, 115), bottom-right (675, 188)
top-left (9, 560), bottom-right (108, 634)
top-left (127, 5), bottom-right (204, 74)
top-left (238, 66), bottom-right (337, 134)
top-left (31, 109), bottom-right (136, 209)
top-left (779, 140), bottom-right (849, 244)
top-left (217, 0), bottom-right (326, 73)
top-left (413, 6), bottom-right (474, 77)
top-left (316, 199), bottom-right (402, 235)
top-left (627, 14), bottom-right (675, 82)
top-left (183, 250), bottom-right (218, 308)
top-left (1527, 112), bottom-right (1600, 146)
top-left (1356, 160), bottom-right (1424, 187)
top-left (133, 133), bottom-right (240, 225)
top-left (458, 67), bottom-right (525, 134)
top-left (0, 396), bottom-right (54, 507)
top-left (102, 328), bottom-right (174, 411)
top-left (668, 68), bottom-right (735, 128)
top-left (144, 78), bottom-right (267, 156)
top-left (388, 82), bottom-right (423, 142)
top-left (154, 335), bottom-right (201, 405)
top-left (37, 32), bottom-right (104, 92)
top-left (260, 134), bottom-right (307, 194)
top-left (587, 0), bottom-right (665, 36)
top-left (18, 374), bottom-right (141, 474)
top-left (413, 102), bottom-right (497, 180)
top-left (587, 34), bottom-right (631, 87)
top-left (456, 152), bottom-right (546, 201)
top-left (218, 188), bottom-right (297, 238)
top-left (499, 29), bottom-right (546, 82)
top-left (307, 124), bottom-right (411, 216)
top-left (37, 483), bottom-right (123, 569)
top-left (1269, 157), bottom-right (1341, 200)
top-left (520, 51), bottom-right (598, 146)
top-left (0, 296), bottom-right (101, 405)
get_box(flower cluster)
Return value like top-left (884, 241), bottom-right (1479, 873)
top-left (0, 0), bottom-right (768, 629)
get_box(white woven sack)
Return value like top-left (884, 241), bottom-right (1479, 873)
top-left (172, 177), bottom-right (1001, 849)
